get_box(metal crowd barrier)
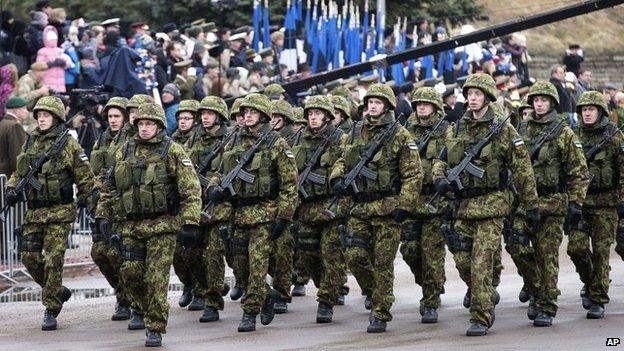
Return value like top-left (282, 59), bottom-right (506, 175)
top-left (1, 174), bottom-right (94, 285)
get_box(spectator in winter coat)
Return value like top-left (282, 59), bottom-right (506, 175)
top-left (161, 83), bottom-right (180, 135)
top-left (549, 64), bottom-right (572, 113)
top-left (48, 8), bottom-right (67, 46)
top-left (0, 63), bottom-right (19, 119)
top-left (562, 44), bottom-right (584, 77)
top-left (26, 11), bottom-right (47, 59)
top-left (15, 62), bottom-right (49, 109)
top-left (36, 26), bottom-right (71, 92)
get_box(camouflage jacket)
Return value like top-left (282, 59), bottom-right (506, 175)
top-left (280, 124), bottom-right (303, 146)
top-left (337, 118), bottom-right (353, 134)
top-left (15, 71), bottom-right (46, 110)
top-left (172, 128), bottom-right (194, 145)
top-left (9, 125), bottom-right (96, 224)
top-left (331, 111), bottom-right (423, 218)
top-left (432, 104), bottom-right (539, 220)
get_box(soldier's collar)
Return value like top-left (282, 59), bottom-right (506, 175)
top-left (462, 105), bottom-right (495, 124)
top-left (528, 110), bottom-right (558, 124)
top-left (136, 130), bottom-right (167, 144)
top-left (365, 110), bottom-right (394, 128)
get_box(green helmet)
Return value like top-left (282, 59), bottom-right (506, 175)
top-left (411, 87), bottom-right (443, 113)
top-left (292, 107), bottom-right (306, 124)
top-left (134, 102), bottom-right (167, 129)
top-left (176, 99), bottom-right (200, 118)
top-left (230, 98), bottom-right (244, 119)
top-left (198, 96), bottom-right (228, 121)
top-left (264, 83), bottom-right (286, 99)
top-left (126, 94), bottom-right (155, 111)
top-left (330, 86), bottom-right (351, 99)
top-left (103, 97), bottom-right (129, 119)
top-left (363, 83), bottom-right (396, 110)
top-left (304, 95), bottom-right (335, 120)
top-left (332, 95), bottom-right (350, 118)
top-left (33, 96), bottom-right (66, 122)
top-left (271, 100), bottom-right (294, 121)
top-left (527, 80), bottom-right (559, 108)
top-left (518, 96), bottom-right (532, 114)
top-left (576, 91), bottom-right (609, 116)
top-left (462, 73), bottom-right (498, 102)
top-left (240, 93), bottom-right (272, 121)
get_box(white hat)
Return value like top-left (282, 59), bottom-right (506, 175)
top-left (229, 32), bottom-right (247, 42)
top-left (101, 18), bottom-right (120, 26)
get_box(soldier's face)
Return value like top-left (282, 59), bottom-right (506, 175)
top-left (367, 97), bottom-right (386, 117)
top-left (137, 119), bottom-right (159, 140)
top-left (416, 102), bottom-right (435, 117)
top-left (270, 115), bottom-right (285, 130)
top-left (307, 108), bottom-right (326, 129)
top-left (36, 111), bottom-right (55, 131)
top-left (201, 110), bottom-right (218, 129)
top-left (333, 111), bottom-right (343, 126)
top-left (178, 111), bottom-right (195, 131)
top-left (581, 106), bottom-right (600, 125)
top-left (532, 96), bottom-right (552, 116)
top-left (107, 108), bottom-right (125, 132)
top-left (128, 108), bottom-right (138, 124)
top-left (467, 88), bottom-right (487, 112)
top-left (162, 92), bottom-right (175, 104)
top-left (243, 108), bottom-right (262, 127)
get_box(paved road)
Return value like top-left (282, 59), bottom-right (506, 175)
top-left (1, 238), bottom-right (624, 350)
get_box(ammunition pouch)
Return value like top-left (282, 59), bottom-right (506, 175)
top-left (400, 220), bottom-right (422, 242)
top-left (440, 224), bottom-right (472, 253)
top-left (122, 245), bottom-right (146, 261)
top-left (29, 185), bottom-right (74, 208)
top-left (17, 227), bottom-right (43, 253)
top-left (338, 224), bottom-right (370, 249)
top-left (228, 237), bottom-right (249, 256)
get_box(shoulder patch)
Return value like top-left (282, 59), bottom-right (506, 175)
top-left (407, 141), bottom-right (419, 151)
top-left (181, 159), bottom-right (193, 167)
top-left (79, 152), bottom-right (88, 161)
top-left (285, 149), bottom-right (295, 158)
top-left (513, 138), bottom-right (524, 147)
top-left (573, 140), bottom-right (583, 148)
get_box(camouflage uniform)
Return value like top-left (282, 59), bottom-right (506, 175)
top-left (119, 94), bottom-right (155, 141)
top-left (89, 97), bottom-right (132, 316)
top-left (171, 99), bottom-right (200, 145)
top-left (264, 83), bottom-right (286, 100)
top-left (292, 96), bottom-right (346, 316)
top-left (96, 103), bottom-right (202, 335)
top-left (331, 83), bottom-right (423, 328)
top-left (8, 96), bottom-right (96, 326)
top-left (432, 74), bottom-right (539, 331)
top-left (210, 93), bottom-right (297, 329)
top-left (401, 87), bottom-right (447, 315)
top-left (515, 81), bottom-right (590, 322)
top-left (567, 91), bottom-right (624, 314)
top-left (332, 95), bottom-right (354, 133)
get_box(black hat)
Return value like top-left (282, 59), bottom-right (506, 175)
top-left (163, 22), bottom-right (177, 33)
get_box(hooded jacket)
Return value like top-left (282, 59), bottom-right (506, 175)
top-left (36, 26), bottom-right (70, 92)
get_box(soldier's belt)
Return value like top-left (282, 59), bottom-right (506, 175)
top-left (352, 190), bottom-right (396, 203)
top-left (536, 185), bottom-right (566, 197)
top-left (232, 197), bottom-right (269, 208)
top-left (455, 186), bottom-right (504, 200)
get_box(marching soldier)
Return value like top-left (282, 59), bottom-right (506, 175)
top-left (171, 99), bottom-right (200, 145)
top-left (332, 95), bottom-right (354, 133)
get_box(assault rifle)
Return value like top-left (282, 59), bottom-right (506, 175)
top-left (196, 127), bottom-right (239, 188)
top-left (201, 126), bottom-right (277, 219)
top-left (1, 129), bottom-right (69, 222)
top-left (297, 128), bottom-right (340, 199)
top-left (426, 115), bottom-right (511, 213)
top-left (585, 123), bottom-right (624, 162)
top-left (416, 117), bottom-right (446, 156)
top-left (528, 119), bottom-right (564, 161)
top-left (324, 114), bottom-right (404, 218)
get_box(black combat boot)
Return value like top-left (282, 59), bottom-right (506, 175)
top-left (421, 307), bottom-right (438, 324)
top-left (221, 283), bottom-right (230, 296)
top-left (53, 286), bottom-right (73, 318)
top-left (527, 298), bottom-right (538, 320)
top-left (291, 284), bottom-right (306, 297)
top-left (519, 287), bottom-right (531, 303)
top-left (580, 285), bottom-right (591, 310)
top-left (466, 323), bottom-right (488, 336)
top-left (41, 309), bottom-right (58, 331)
top-left (178, 285), bottom-right (192, 307)
top-left (145, 330), bottom-right (162, 347)
top-left (366, 317), bottom-right (387, 333)
top-left (364, 295), bottom-right (372, 310)
top-left (260, 291), bottom-right (277, 325)
top-left (230, 284), bottom-right (245, 301)
top-left (463, 290), bottom-right (471, 309)
top-left (238, 313), bottom-right (256, 332)
top-left (586, 303), bottom-right (605, 319)
top-left (199, 307), bottom-right (219, 323)
top-left (188, 296), bottom-right (205, 311)
top-left (274, 301), bottom-right (288, 314)
top-left (533, 311), bottom-right (553, 327)
top-left (493, 289), bottom-right (500, 305)
top-left (337, 293), bottom-right (346, 306)
top-left (128, 311), bottom-right (145, 330)
top-left (112, 303), bottom-right (131, 321)
top-left (316, 302), bottom-right (333, 323)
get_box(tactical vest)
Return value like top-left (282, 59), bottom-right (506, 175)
top-left (15, 131), bottom-right (73, 208)
top-left (446, 117), bottom-right (507, 196)
top-left (114, 137), bottom-right (179, 219)
top-left (518, 119), bottom-right (565, 195)
top-left (221, 131), bottom-right (280, 203)
top-left (90, 130), bottom-right (114, 175)
top-left (187, 127), bottom-right (226, 179)
top-left (581, 122), bottom-right (619, 193)
top-left (342, 121), bottom-right (401, 200)
top-left (292, 127), bottom-right (344, 200)
top-left (405, 119), bottom-right (448, 193)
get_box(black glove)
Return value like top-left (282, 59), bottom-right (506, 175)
top-left (617, 202), bottom-right (624, 219)
top-left (96, 218), bottom-right (112, 241)
top-left (207, 186), bottom-right (226, 203)
top-left (269, 217), bottom-right (289, 240)
top-left (331, 178), bottom-right (350, 197)
top-left (180, 224), bottom-right (199, 249)
top-left (434, 178), bottom-right (454, 194)
top-left (4, 187), bottom-right (20, 207)
top-left (46, 58), bottom-right (66, 68)
top-left (393, 209), bottom-right (410, 223)
top-left (566, 202), bottom-right (583, 229)
top-left (525, 208), bottom-right (541, 233)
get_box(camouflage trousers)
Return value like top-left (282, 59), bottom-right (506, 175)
top-left (203, 223), bottom-right (227, 310)
top-left (120, 233), bottom-right (176, 333)
top-left (293, 247), bottom-right (311, 285)
top-left (21, 222), bottom-right (71, 312)
top-left (452, 218), bottom-right (502, 327)
top-left (297, 220), bottom-right (344, 306)
top-left (567, 207), bottom-right (616, 305)
top-left (504, 217), bottom-right (541, 298)
top-left (230, 223), bottom-right (272, 315)
top-left (173, 235), bottom-right (208, 298)
top-left (532, 215), bottom-right (564, 317)
top-left (90, 240), bottom-right (131, 308)
top-left (615, 219), bottom-right (624, 260)
top-left (399, 216), bottom-right (446, 309)
top-left (345, 216), bottom-right (400, 322)
top-left (268, 228), bottom-right (294, 303)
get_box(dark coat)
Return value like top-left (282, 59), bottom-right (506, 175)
top-left (0, 114), bottom-right (27, 177)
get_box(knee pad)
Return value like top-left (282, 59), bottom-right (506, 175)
top-left (338, 225), bottom-right (370, 249)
